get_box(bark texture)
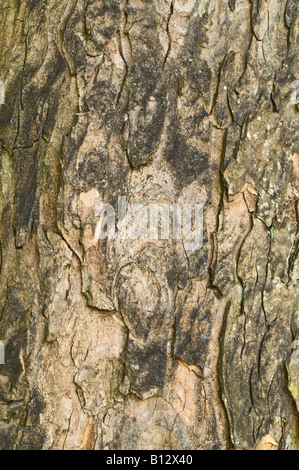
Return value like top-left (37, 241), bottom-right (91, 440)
top-left (0, 0), bottom-right (298, 450)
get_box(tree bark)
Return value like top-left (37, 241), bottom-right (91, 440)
top-left (0, 0), bottom-right (298, 450)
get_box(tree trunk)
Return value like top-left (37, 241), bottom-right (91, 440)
top-left (0, 0), bottom-right (298, 450)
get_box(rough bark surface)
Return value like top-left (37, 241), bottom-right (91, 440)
top-left (0, 0), bottom-right (298, 450)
